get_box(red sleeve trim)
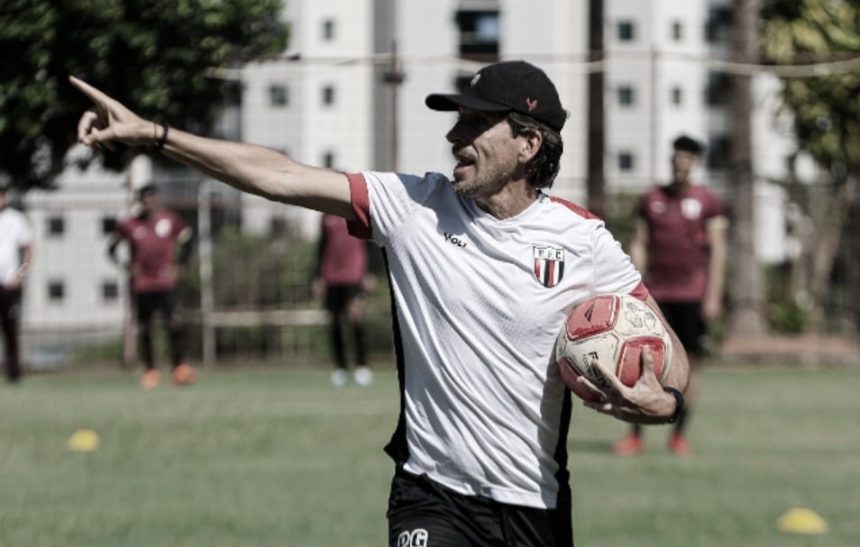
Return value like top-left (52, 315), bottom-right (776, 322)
top-left (345, 172), bottom-right (372, 240)
top-left (548, 195), bottom-right (602, 220)
top-left (629, 280), bottom-right (650, 301)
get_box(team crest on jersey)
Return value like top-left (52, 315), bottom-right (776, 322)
top-left (533, 245), bottom-right (565, 288)
top-left (155, 218), bottom-right (173, 238)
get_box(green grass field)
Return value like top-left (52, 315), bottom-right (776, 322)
top-left (1, 364), bottom-right (858, 546)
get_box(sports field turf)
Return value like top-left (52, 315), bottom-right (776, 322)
top-left (1, 364), bottom-right (857, 546)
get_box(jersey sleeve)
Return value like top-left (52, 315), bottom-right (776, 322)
top-left (702, 188), bottom-right (726, 220)
top-left (115, 218), bottom-right (132, 240)
top-left (170, 210), bottom-right (187, 239)
top-left (346, 171), bottom-right (443, 247)
top-left (590, 222), bottom-right (644, 297)
top-left (15, 213), bottom-right (33, 247)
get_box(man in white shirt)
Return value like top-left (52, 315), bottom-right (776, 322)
top-left (0, 184), bottom-right (33, 383)
top-left (71, 60), bottom-right (689, 546)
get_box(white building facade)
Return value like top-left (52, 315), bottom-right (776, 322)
top-left (239, 0), bottom-right (375, 240)
top-left (235, 0), bottom-right (799, 263)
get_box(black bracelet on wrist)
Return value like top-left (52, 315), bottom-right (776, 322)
top-left (154, 122), bottom-right (169, 152)
top-left (663, 387), bottom-right (685, 424)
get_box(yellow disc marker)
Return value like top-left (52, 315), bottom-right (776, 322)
top-left (777, 507), bottom-right (828, 535)
top-left (67, 429), bottom-right (100, 452)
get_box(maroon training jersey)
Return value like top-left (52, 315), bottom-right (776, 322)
top-left (319, 213), bottom-right (367, 285)
top-left (117, 209), bottom-right (186, 293)
top-left (638, 184), bottom-right (725, 303)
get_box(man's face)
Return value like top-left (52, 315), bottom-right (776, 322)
top-left (140, 190), bottom-right (158, 212)
top-left (446, 109), bottom-right (523, 199)
top-left (671, 150), bottom-right (698, 184)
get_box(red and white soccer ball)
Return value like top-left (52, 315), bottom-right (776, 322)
top-left (555, 294), bottom-right (673, 402)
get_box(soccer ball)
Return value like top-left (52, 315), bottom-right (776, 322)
top-left (555, 294), bottom-right (673, 402)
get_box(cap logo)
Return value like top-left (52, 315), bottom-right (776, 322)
top-left (471, 73), bottom-right (481, 87)
top-left (526, 97), bottom-right (538, 112)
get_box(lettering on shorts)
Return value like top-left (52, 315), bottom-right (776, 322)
top-left (397, 528), bottom-right (429, 547)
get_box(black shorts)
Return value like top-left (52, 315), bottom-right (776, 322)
top-left (658, 301), bottom-right (705, 358)
top-left (387, 467), bottom-right (573, 547)
top-left (134, 291), bottom-right (180, 324)
top-left (324, 284), bottom-right (363, 313)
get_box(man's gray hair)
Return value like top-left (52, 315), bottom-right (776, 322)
top-left (506, 112), bottom-right (563, 189)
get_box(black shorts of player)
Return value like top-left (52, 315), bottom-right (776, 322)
top-left (134, 290), bottom-right (180, 324)
top-left (324, 284), bottom-right (364, 313)
top-left (387, 467), bottom-right (573, 547)
top-left (658, 301), bottom-right (705, 358)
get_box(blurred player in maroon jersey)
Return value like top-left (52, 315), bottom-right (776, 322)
top-left (312, 213), bottom-right (375, 387)
top-left (108, 184), bottom-right (195, 389)
top-left (614, 135), bottom-right (728, 456)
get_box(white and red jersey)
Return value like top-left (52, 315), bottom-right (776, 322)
top-left (347, 171), bottom-right (644, 509)
top-left (0, 207), bottom-right (33, 286)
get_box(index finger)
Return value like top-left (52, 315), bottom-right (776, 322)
top-left (640, 345), bottom-right (656, 377)
top-left (69, 75), bottom-right (113, 105)
top-left (590, 359), bottom-right (627, 395)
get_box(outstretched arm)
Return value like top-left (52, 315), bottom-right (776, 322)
top-left (70, 76), bottom-right (354, 219)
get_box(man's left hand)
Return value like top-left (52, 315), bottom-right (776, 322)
top-left (576, 347), bottom-right (679, 424)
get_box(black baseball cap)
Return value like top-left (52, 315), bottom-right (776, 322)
top-left (426, 60), bottom-right (567, 131)
top-left (137, 183), bottom-right (158, 198)
top-left (673, 135), bottom-right (704, 155)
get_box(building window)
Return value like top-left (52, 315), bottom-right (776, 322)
top-left (618, 151), bottom-right (636, 172)
top-left (705, 72), bottom-right (732, 106)
top-left (269, 84), bottom-right (289, 107)
top-left (48, 280), bottom-right (65, 302)
top-left (101, 216), bottom-right (117, 235)
top-left (269, 217), bottom-right (288, 236)
top-left (671, 20), bottom-right (683, 41)
top-left (707, 136), bottom-right (732, 170)
top-left (102, 280), bottom-right (119, 302)
top-left (322, 151), bottom-right (336, 169)
top-left (47, 215), bottom-right (65, 237)
top-left (705, 6), bottom-right (733, 43)
top-left (322, 85), bottom-right (336, 106)
top-left (670, 86), bottom-right (683, 106)
top-left (456, 10), bottom-right (500, 61)
top-left (617, 85), bottom-right (636, 106)
top-left (617, 20), bottom-right (636, 42)
top-left (322, 18), bottom-right (336, 41)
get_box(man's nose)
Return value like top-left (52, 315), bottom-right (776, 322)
top-left (447, 123), bottom-right (468, 145)
top-left (446, 126), bottom-right (461, 144)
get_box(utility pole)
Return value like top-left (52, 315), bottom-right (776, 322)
top-left (198, 180), bottom-right (216, 368)
top-left (587, 0), bottom-right (606, 217)
top-left (728, 0), bottom-right (767, 337)
top-left (382, 40), bottom-right (405, 172)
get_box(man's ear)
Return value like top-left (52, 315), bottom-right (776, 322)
top-left (518, 131), bottom-right (543, 164)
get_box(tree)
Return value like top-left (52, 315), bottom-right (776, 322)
top-left (586, 0), bottom-right (606, 218)
top-left (0, 0), bottom-right (287, 190)
top-left (761, 0), bottom-right (860, 332)
top-left (727, 0), bottom-right (768, 338)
